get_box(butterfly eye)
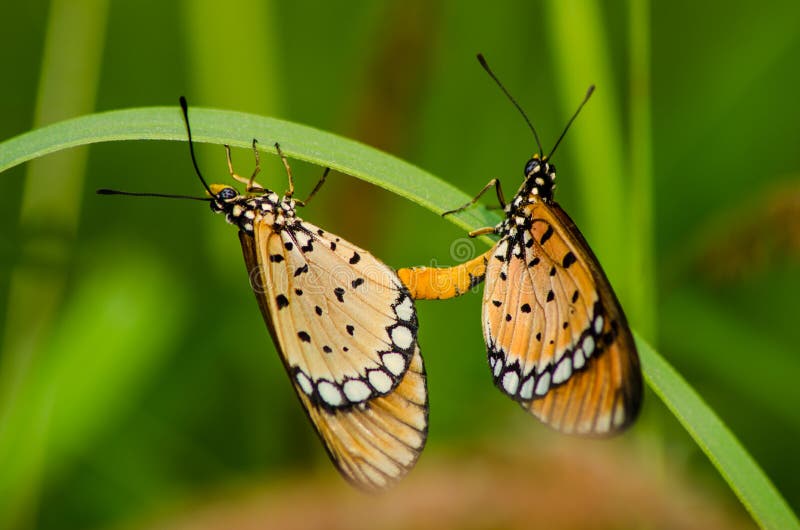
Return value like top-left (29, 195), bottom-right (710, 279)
top-left (218, 187), bottom-right (238, 200)
top-left (524, 158), bottom-right (539, 176)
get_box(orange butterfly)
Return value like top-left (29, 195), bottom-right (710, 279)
top-left (399, 55), bottom-right (642, 435)
top-left (100, 98), bottom-right (427, 490)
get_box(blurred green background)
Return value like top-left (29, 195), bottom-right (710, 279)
top-left (1, 1), bottom-right (798, 529)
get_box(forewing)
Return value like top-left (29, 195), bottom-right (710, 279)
top-left (240, 219), bottom-right (427, 490)
top-left (483, 202), bottom-right (641, 435)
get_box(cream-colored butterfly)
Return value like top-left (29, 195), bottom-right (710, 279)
top-left (99, 98), bottom-right (427, 490)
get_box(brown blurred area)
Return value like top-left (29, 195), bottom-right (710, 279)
top-left (130, 435), bottom-right (753, 530)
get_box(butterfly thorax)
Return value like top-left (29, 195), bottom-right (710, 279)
top-left (496, 157), bottom-right (557, 237)
top-left (211, 187), bottom-right (297, 236)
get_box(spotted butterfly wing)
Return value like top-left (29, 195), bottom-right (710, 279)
top-left (239, 209), bottom-right (427, 490)
top-left (483, 193), bottom-right (641, 435)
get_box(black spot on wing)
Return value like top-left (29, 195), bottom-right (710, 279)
top-left (349, 252), bottom-right (361, 264)
top-left (351, 278), bottom-right (364, 288)
top-left (540, 225), bottom-right (554, 245)
top-left (298, 331), bottom-right (311, 342)
top-left (334, 287), bottom-right (345, 303)
top-left (546, 290), bottom-right (555, 302)
top-left (521, 303), bottom-right (531, 313)
top-left (294, 264), bottom-right (309, 277)
top-left (346, 324), bottom-right (355, 336)
top-left (562, 251), bottom-right (577, 268)
top-left (270, 254), bottom-right (284, 263)
top-left (276, 294), bottom-right (289, 309)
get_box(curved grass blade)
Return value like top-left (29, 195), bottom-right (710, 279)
top-left (0, 106), bottom-right (500, 236)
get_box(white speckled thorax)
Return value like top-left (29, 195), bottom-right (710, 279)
top-left (215, 189), bottom-right (298, 235)
top-left (495, 159), bottom-right (557, 238)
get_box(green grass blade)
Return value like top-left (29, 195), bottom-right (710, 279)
top-left (0, 1), bottom-right (108, 525)
top-left (0, 107), bottom-right (796, 529)
top-left (0, 106), bottom-right (499, 235)
top-left (544, 0), bottom-right (627, 295)
top-left (638, 333), bottom-right (799, 529)
top-left (627, 0), bottom-right (657, 340)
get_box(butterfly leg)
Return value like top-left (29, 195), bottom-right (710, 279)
top-left (245, 139), bottom-right (264, 192)
top-left (296, 167), bottom-right (330, 207)
top-left (274, 142), bottom-right (295, 198)
top-left (468, 226), bottom-right (497, 237)
top-left (224, 140), bottom-right (265, 192)
top-left (442, 178), bottom-right (506, 217)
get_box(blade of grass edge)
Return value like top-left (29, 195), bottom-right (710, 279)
top-left (637, 333), bottom-right (799, 530)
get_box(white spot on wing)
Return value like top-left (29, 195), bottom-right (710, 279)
top-left (573, 348), bottom-right (585, 369)
top-left (382, 352), bottom-right (406, 376)
top-left (613, 400), bottom-right (626, 427)
top-left (391, 325), bottom-right (413, 349)
top-left (583, 335), bottom-right (596, 358)
top-left (594, 315), bottom-right (604, 334)
top-left (395, 296), bottom-right (414, 321)
top-left (520, 376), bottom-right (535, 399)
top-left (502, 371), bottom-right (519, 394)
top-left (317, 381), bottom-right (343, 406)
top-left (368, 369), bottom-right (393, 393)
top-left (493, 357), bottom-right (504, 377)
top-left (295, 231), bottom-right (311, 249)
top-left (495, 239), bottom-right (508, 258)
top-left (552, 357), bottom-right (572, 384)
top-left (343, 379), bottom-right (371, 402)
top-left (535, 371), bottom-right (551, 396)
top-left (296, 371), bottom-right (313, 395)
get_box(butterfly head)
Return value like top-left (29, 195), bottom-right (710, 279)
top-left (523, 155), bottom-right (556, 202)
top-left (209, 184), bottom-right (240, 212)
top-left (207, 183), bottom-right (293, 235)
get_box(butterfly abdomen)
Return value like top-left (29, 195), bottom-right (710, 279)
top-left (398, 251), bottom-right (491, 300)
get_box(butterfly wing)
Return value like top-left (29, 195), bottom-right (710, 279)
top-left (483, 201), bottom-right (642, 435)
top-left (240, 218), bottom-right (427, 490)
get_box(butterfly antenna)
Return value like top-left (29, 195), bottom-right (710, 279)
top-left (546, 85), bottom-right (595, 161)
top-left (477, 53), bottom-right (543, 158)
top-left (179, 96), bottom-right (217, 198)
top-left (96, 189), bottom-right (212, 201)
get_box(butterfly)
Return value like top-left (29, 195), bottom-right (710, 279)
top-left (99, 98), bottom-right (428, 490)
top-left (398, 55), bottom-right (642, 435)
